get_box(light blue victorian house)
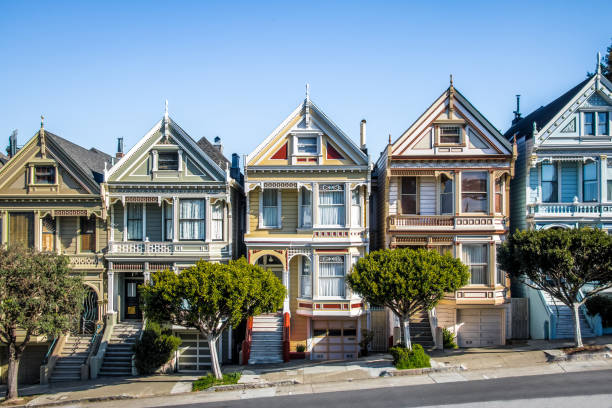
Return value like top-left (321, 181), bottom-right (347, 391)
top-left (504, 56), bottom-right (612, 340)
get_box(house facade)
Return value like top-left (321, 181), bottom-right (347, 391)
top-left (102, 106), bottom-right (244, 371)
top-left (373, 80), bottom-right (516, 348)
top-left (504, 61), bottom-right (612, 339)
top-left (244, 91), bottom-right (371, 361)
top-left (0, 121), bottom-right (111, 383)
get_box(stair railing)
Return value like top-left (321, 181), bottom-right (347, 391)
top-left (39, 335), bottom-right (67, 385)
top-left (283, 312), bottom-right (291, 363)
top-left (577, 289), bottom-right (603, 336)
top-left (132, 318), bottom-right (146, 375)
top-left (427, 308), bottom-right (441, 350)
top-left (82, 322), bottom-right (104, 380)
top-left (241, 316), bottom-right (253, 365)
top-left (535, 287), bottom-right (557, 339)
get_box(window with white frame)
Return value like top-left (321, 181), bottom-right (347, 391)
top-left (495, 176), bottom-right (504, 213)
top-left (319, 184), bottom-right (345, 226)
top-left (351, 188), bottom-right (361, 226)
top-left (319, 255), bottom-right (345, 297)
top-left (584, 112), bottom-right (609, 136)
top-left (463, 244), bottom-right (488, 285)
top-left (179, 199), bottom-right (205, 240)
top-left (299, 257), bottom-right (312, 298)
top-left (439, 126), bottom-right (461, 144)
top-left (158, 152), bottom-right (179, 170)
top-left (211, 201), bottom-right (223, 240)
top-left (598, 112), bottom-right (609, 135)
top-left (163, 202), bottom-right (173, 241)
top-left (541, 163), bottom-right (558, 203)
top-left (297, 136), bottom-right (317, 154)
top-left (461, 171), bottom-right (488, 212)
top-left (34, 166), bottom-right (56, 184)
top-left (439, 174), bottom-right (453, 214)
top-left (401, 177), bottom-right (417, 214)
top-left (127, 203), bottom-right (143, 241)
top-left (584, 112), bottom-right (595, 136)
top-left (583, 162), bottom-right (598, 202)
top-left (262, 189), bottom-right (279, 227)
top-left (299, 187), bottom-right (312, 227)
top-left (607, 159), bottom-right (612, 201)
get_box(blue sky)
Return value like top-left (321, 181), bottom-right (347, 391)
top-left (1, 1), bottom-right (611, 164)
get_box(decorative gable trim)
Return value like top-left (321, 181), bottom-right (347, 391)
top-left (326, 141), bottom-right (345, 160)
top-left (270, 142), bottom-right (288, 160)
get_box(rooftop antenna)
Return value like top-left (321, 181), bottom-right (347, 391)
top-left (163, 99), bottom-right (170, 142)
top-left (512, 95), bottom-right (522, 124)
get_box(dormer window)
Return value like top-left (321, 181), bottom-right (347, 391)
top-left (598, 112), bottom-right (609, 135)
top-left (158, 152), bottom-right (179, 170)
top-left (584, 113), bottom-right (595, 135)
top-left (439, 126), bottom-right (461, 144)
top-left (34, 166), bottom-right (55, 184)
top-left (583, 112), bottom-right (609, 136)
top-left (297, 137), bottom-right (317, 154)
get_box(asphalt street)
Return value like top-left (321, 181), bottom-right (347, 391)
top-left (156, 369), bottom-right (612, 408)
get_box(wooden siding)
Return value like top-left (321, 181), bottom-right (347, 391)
top-left (561, 162), bottom-right (578, 203)
top-left (145, 203), bottom-right (162, 241)
top-left (419, 177), bottom-right (436, 215)
top-left (112, 202), bottom-right (124, 241)
top-left (60, 216), bottom-right (78, 254)
top-left (388, 177), bottom-right (398, 215)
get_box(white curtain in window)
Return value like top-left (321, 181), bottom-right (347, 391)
top-left (127, 203), bottom-right (143, 240)
top-left (300, 188), bottom-right (312, 227)
top-left (351, 189), bottom-right (361, 226)
top-left (179, 199), bottom-right (205, 240)
top-left (463, 244), bottom-right (488, 285)
top-left (164, 203), bottom-right (173, 241)
top-left (262, 190), bottom-right (278, 227)
top-left (319, 186), bottom-right (345, 226)
top-left (319, 256), bottom-right (345, 297)
top-left (300, 257), bottom-right (312, 298)
top-left (211, 202), bottom-right (223, 240)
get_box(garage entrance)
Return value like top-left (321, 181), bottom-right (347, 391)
top-left (457, 309), bottom-right (502, 347)
top-left (176, 332), bottom-right (211, 372)
top-left (312, 320), bottom-right (358, 360)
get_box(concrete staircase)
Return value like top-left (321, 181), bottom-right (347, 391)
top-left (248, 313), bottom-right (283, 364)
top-left (99, 320), bottom-right (143, 377)
top-left (542, 292), bottom-right (595, 339)
top-left (409, 310), bottom-right (435, 349)
top-left (50, 335), bottom-right (93, 383)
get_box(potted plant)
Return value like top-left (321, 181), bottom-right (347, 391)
top-left (290, 343), bottom-right (307, 359)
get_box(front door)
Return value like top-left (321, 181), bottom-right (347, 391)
top-left (124, 280), bottom-right (142, 320)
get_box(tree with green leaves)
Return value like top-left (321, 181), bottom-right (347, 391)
top-left (498, 228), bottom-right (612, 347)
top-left (0, 245), bottom-right (84, 401)
top-left (140, 257), bottom-right (285, 379)
top-left (347, 248), bottom-right (469, 350)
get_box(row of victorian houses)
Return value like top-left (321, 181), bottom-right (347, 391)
top-left (1, 59), bottom-right (611, 384)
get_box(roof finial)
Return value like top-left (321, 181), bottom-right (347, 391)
top-left (164, 99), bottom-right (168, 119)
top-left (40, 115), bottom-right (44, 130)
top-left (532, 121), bottom-right (537, 136)
top-left (306, 83), bottom-right (310, 102)
top-left (597, 52), bottom-right (602, 75)
top-left (450, 74), bottom-right (453, 88)
top-left (388, 134), bottom-right (392, 144)
top-left (39, 115), bottom-right (46, 158)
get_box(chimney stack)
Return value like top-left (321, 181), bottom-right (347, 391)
top-left (360, 119), bottom-right (367, 153)
top-left (8, 130), bottom-right (17, 158)
top-left (230, 153), bottom-right (241, 181)
top-left (116, 137), bottom-right (124, 159)
top-left (214, 136), bottom-right (223, 154)
top-left (512, 95), bottom-right (522, 125)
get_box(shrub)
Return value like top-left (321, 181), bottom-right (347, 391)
top-left (389, 344), bottom-right (431, 369)
top-left (360, 330), bottom-right (374, 356)
top-left (585, 294), bottom-right (612, 327)
top-left (295, 344), bottom-right (306, 352)
top-left (192, 372), bottom-right (241, 391)
top-left (133, 321), bottom-right (182, 374)
top-left (442, 328), bottom-right (458, 349)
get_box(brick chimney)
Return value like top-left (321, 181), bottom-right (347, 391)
top-left (116, 137), bottom-right (124, 159)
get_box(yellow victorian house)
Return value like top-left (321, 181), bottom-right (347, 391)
top-left (243, 89), bottom-right (371, 362)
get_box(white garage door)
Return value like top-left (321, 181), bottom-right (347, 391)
top-left (312, 320), bottom-right (359, 360)
top-left (457, 309), bottom-right (501, 347)
top-left (176, 332), bottom-right (211, 372)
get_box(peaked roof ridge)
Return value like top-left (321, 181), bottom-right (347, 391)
top-left (504, 77), bottom-right (591, 140)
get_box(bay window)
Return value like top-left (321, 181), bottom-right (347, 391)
top-left (319, 184), bottom-right (345, 226)
top-left (262, 189), bottom-right (280, 228)
top-left (127, 204), bottom-right (143, 241)
top-left (541, 163), bottom-right (558, 203)
top-left (351, 188), bottom-right (361, 226)
top-left (583, 162), bottom-right (597, 202)
top-left (299, 257), bottom-right (312, 298)
top-left (211, 202), bottom-right (223, 240)
top-left (319, 255), bottom-right (345, 297)
top-left (299, 187), bottom-right (312, 227)
top-left (401, 177), bottom-right (417, 214)
top-left (461, 171), bottom-right (487, 212)
top-left (163, 202), bottom-right (173, 241)
top-left (439, 174), bottom-right (453, 214)
top-left (179, 199), bottom-right (205, 240)
top-left (463, 244), bottom-right (488, 285)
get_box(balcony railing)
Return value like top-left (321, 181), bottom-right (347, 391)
top-left (388, 214), bottom-right (503, 230)
top-left (108, 241), bottom-right (212, 255)
top-left (527, 203), bottom-right (612, 216)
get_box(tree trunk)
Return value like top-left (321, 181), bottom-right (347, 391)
top-left (572, 302), bottom-right (583, 348)
top-left (399, 315), bottom-right (412, 350)
top-left (6, 342), bottom-right (20, 401)
top-left (208, 335), bottom-right (222, 380)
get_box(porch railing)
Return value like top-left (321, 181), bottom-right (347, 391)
top-left (528, 203), bottom-right (612, 216)
top-left (108, 241), bottom-right (210, 254)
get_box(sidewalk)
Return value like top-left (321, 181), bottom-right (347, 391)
top-left (3, 336), bottom-right (611, 407)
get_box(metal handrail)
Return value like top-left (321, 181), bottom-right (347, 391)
top-left (42, 337), bottom-right (58, 365)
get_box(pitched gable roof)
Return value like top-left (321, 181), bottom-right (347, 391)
top-left (196, 136), bottom-right (230, 169)
top-left (46, 132), bottom-right (112, 185)
top-left (504, 77), bottom-right (591, 141)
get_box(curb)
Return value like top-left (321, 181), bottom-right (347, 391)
top-left (380, 364), bottom-right (465, 377)
top-left (208, 380), bottom-right (298, 392)
top-left (545, 351), bottom-right (612, 363)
